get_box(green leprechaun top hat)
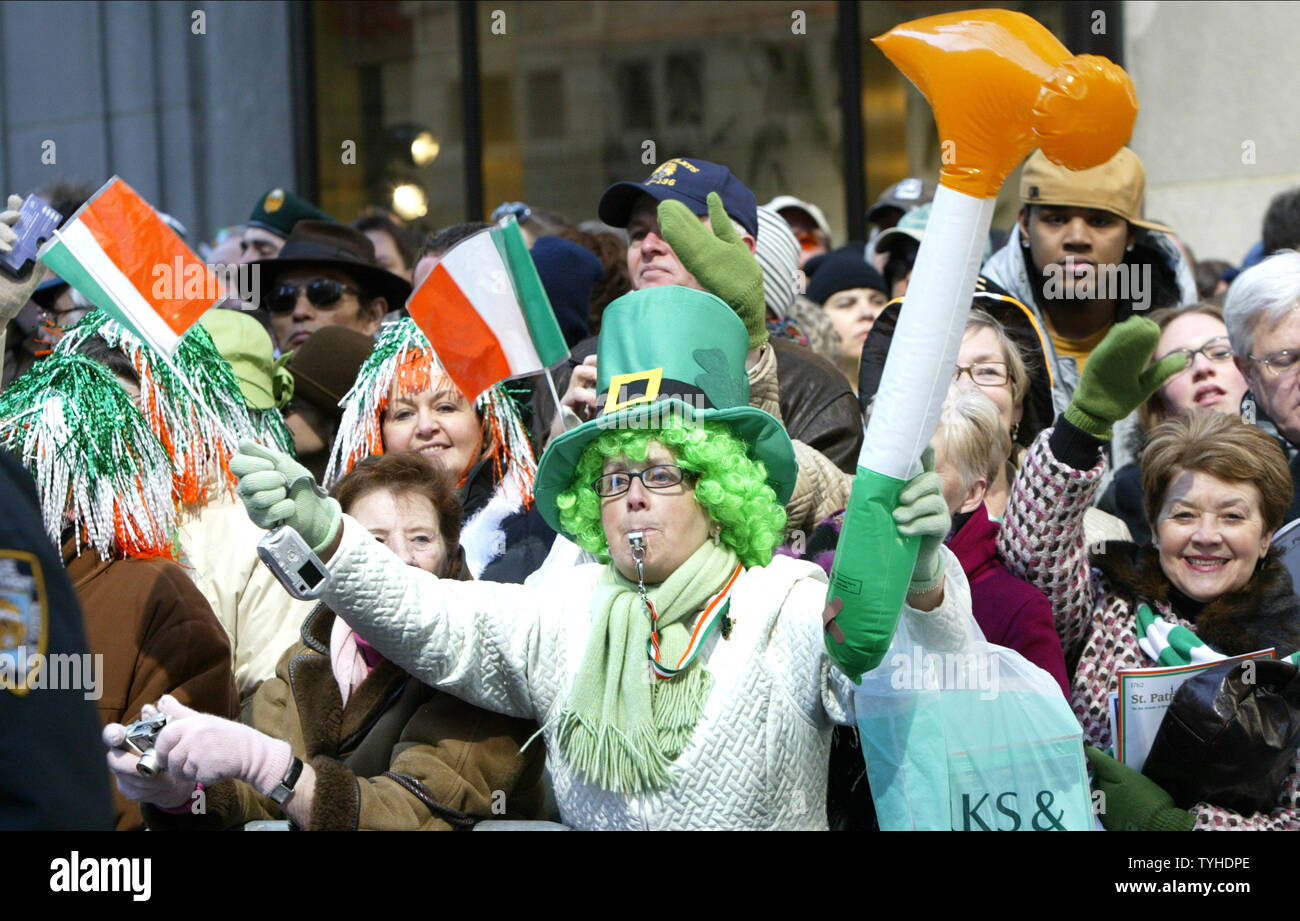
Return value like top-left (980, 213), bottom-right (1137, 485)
top-left (534, 286), bottom-right (796, 535)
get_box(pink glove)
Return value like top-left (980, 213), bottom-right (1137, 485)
top-left (102, 707), bottom-right (195, 809)
top-left (153, 695), bottom-right (293, 796)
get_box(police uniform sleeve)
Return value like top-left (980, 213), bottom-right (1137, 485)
top-left (0, 450), bottom-right (113, 830)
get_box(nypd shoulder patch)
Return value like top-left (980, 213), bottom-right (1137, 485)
top-left (0, 551), bottom-right (50, 696)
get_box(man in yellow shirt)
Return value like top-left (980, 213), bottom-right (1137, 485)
top-left (983, 148), bottom-right (1198, 474)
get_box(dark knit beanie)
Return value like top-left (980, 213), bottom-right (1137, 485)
top-left (531, 236), bottom-right (602, 348)
top-left (805, 246), bottom-right (887, 306)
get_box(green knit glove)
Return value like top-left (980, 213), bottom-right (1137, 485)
top-left (230, 439), bottom-right (341, 554)
top-left (1063, 316), bottom-right (1189, 440)
top-left (1086, 745), bottom-right (1196, 831)
top-left (893, 446), bottom-right (950, 595)
top-left (657, 191), bottom-right (768, 349)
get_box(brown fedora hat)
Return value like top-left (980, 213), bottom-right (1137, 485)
top-left (252, 220), bottom-right (412, 312)
top-left (284, 325), bottom-right (377, 419)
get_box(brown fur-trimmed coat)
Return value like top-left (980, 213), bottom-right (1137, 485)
top-left (144, 604), bottom-right (546, 830)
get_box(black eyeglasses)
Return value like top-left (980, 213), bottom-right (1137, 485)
top-left (1160, 337), bottom-right (1235, 376)
top-left (593, 464), bottom-right (694, 498)
top-left (265, 279), bottom-right (364, 314)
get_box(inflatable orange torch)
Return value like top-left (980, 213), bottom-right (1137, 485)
top-left (825, 10), bottom-right (1138, 681)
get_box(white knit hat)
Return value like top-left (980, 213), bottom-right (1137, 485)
top-left (755, 206), bottom-right (801, 320)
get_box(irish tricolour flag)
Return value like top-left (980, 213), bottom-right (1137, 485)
top-left (406, 218), bottom-right (567, 401)
top-left (37, 176), bottom-right (223, 356)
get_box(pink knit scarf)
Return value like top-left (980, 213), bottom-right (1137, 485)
top-left (329, 615), bottom-right (382, 706)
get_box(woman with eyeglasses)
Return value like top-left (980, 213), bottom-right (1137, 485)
top-left (949, 307), bottom-right (1032, 519)
top-left (857, 297), bottom-right (1042, 521)
top-left (853, 290), bottom-right (1132, 550)
top-left (325, 317), bottom-right (554, 584)
top-left (796, 297), bottom-right (1076, 828)
top-left (1098, 303), bottom-right (1249, 543)
top-left (998, 315), bottom-right (1300, 830)
top-left (224, 287), bottom-right (969, 829)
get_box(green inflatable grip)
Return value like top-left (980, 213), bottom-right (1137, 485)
top-left (823, 466), bottom-right (921, 683)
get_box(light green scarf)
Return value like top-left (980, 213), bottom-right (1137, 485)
top-left (553, 540), bottom-right (740, 793)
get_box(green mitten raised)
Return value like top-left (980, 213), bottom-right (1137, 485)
top-left (230, 438), bottom-right (341, 554)
top-left (657, 191), bottom-right (767, 349)
top-left (1085, 745), bottom-right (1196, 831)
top-left (1064, 316), bottom-right (1189, 440)
top-left (893, 446), bottom-right (951, 595)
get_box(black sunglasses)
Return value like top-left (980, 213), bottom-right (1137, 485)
top-left (265, 279), bottom-right (364, 314)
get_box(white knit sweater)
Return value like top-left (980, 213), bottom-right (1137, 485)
top-left (322, 514), bottom-right (972, 830)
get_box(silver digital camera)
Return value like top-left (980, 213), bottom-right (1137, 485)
top-left (257, 525), bottom-right (332, 600)
top-left (123, 713), bottom-right (171, 777)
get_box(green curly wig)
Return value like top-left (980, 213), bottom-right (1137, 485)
top-left (556, 417), bottom-right (787, 569)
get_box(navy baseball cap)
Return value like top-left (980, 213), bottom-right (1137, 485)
top-left (598, 157), bottom-right (759, 238)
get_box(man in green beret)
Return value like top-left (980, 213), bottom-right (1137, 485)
top-left (237, 188), bottom-right (336, 264)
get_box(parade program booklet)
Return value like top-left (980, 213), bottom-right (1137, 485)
top-left (1111, 649), bottom-right (1276, 770)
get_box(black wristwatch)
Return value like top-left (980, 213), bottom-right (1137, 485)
top-left (269, 756), bottom-right (304, 806)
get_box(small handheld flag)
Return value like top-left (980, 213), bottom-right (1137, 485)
top-left (37, 176), bottom-right (224, 357)
top-left (406, 217), bottom-right (568, 403)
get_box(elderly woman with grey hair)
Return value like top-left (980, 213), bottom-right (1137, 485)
top-left (1222, 248), bottom-right (1300, 525)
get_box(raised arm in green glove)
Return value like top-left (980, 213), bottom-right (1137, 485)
top-left (657, 191), bottom-right (768, 349)
top-left (1085, 745), bottom-right (1196, 831)
top-left (230, 439), bottom-right (341, 554)
top-left (1063, 315), bottom-right (1190, 441)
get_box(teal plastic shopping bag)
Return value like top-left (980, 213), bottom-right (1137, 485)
top-left (855, 610), bottom-right (1093, 830)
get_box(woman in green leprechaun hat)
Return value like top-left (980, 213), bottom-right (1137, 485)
top-left (167, 284), bottom-right (969, 829)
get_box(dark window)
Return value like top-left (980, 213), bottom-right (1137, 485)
top-left (665, 52), bottom-right (702, 126)
top-left (526, 69), bottom-right (566, 139)
top-left (617, 60), bottom-right (655, 131)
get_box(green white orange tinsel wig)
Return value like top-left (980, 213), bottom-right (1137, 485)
top-left (324, 317), bottom-right (537, 503)
top-left (54, 311), bottom-right (295, 509)
top-left (0, 350), bottom-right (176, 559)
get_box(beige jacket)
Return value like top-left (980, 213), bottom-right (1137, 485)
top-left (749, 343), bottom-right (854, 535)
top-left (175, 491), bottom-right (316, 698)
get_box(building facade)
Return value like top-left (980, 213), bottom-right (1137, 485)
top-left (3, 1), bottom-right (1294, 263)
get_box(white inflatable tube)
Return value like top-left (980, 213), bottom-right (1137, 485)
top-left (858, 185), bottom-right (997, 480)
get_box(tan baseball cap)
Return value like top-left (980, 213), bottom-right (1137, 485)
top-left (1019, 148), bottom-right (1173, 235)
